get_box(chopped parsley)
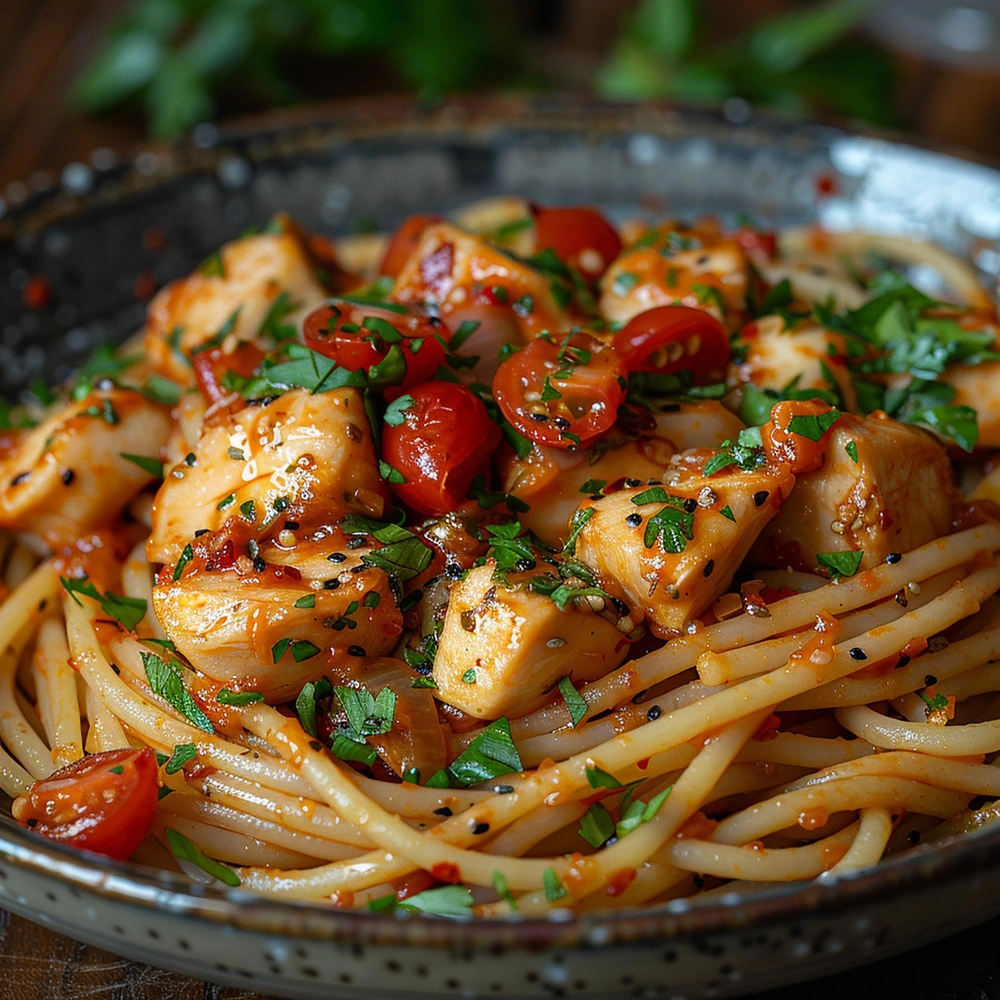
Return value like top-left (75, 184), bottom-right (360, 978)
top-left (120, 452), bottom-right (163, 478)
top-left (816, 550), bottom-right (864, 579)
top-left (60, 576), bottom-right (147, 631)
top-left (166, 828), bottom-right (240, 887)
top-left (140, 650), bottom-right (213, 733)
top-left (557, 676), bottom-right (588, 727)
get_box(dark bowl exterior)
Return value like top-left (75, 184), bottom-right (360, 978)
top-left (1, 94), bottom-right (999, 998)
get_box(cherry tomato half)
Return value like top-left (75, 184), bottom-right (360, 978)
top-left (493, 332), bottom-right (627, 451)
top-left (762, 398), bottom-right (841, 475)
top-left (303, 302), bottom-right (446, 399)
top-left (531, 205), bottom-right (622, 280)
top-left (381, 382), bottom-right (501, 516)
top-left (193, 341), bottom-right (266, 405)
top-left (380, 214), bottom-right (443, 279)
top-left (613, 306), bottom-right (730, 383)
top-left (15, 748), bottom-right (158, 861)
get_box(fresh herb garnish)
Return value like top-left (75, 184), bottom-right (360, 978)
top-left (140, 650), bottom-right (213, 733)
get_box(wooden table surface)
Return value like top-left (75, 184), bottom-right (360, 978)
top-left (4, 904), bottom-right (1000, 1000)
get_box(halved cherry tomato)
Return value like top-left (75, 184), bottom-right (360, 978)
top-left (531, 205), bottom-right (622, 280)
top-left (731, 227), bottom-right (778, 260)
top-left (193, 341), bottom-right (266, 405)
top-left (303, 302), bottom-right (446, 399)
top-left (15, 748), bottom-right (158, 861)
top-left (493, 332), bottom-right (626, 451)
top-left (613, 305), bottom-right (730, 383)
top-left (762, 398), bottom-right (841, 475)
top-left (380, 214), bottom-right (443, 279)
top-left (380, 382), bottom-right (501, 516)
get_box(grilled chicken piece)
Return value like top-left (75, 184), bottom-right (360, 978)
top-left (500, 438), bottom-right (675, 547)
top-left (144, 226), bottom-right (327, 384)
top-left (599, 222), bottom-right (748, 327)
top-left (433, 563), bottom-right (627, 720)
top-left (153, 555), bottom-right (400, 702)
top-left (575, 465), bottom-right (796, 635)
top-left (752, 413), bottom-right (960, 573)
top-left (0, 389), bottom-right (171, 547)
top-left (944, 359), bottom-right (1000, 449)
top-left (651, 400), bottom-right (747, 452)
top-left (147, 388), bottom-right (389, 566)
top-left (392, 223), bottom-right (573, 339)
top-left (739, 316), bottom-right (855, 407)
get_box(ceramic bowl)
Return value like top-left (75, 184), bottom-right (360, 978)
top-left (1, 94), bottom-right (999, 999)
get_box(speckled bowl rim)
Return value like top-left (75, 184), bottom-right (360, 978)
top-left (1, 93), bottom-right (1000, 950)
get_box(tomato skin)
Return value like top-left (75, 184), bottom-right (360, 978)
top-left (381, 382), bottom-right (501, 516)
top-left (303, 302), bottom-right (446, 398)
top-left (731, 227), bottom-right (778, 260)
top-left (16, 748), bottom-right (159, 861)
top-left (380, 215), bottom-right (443, 279)
top-left (531, 205), bottom-right (622, 279)
top-left (762, 398), bottom-right (839, 474)
top-left (492, 332), bottom-right (627, 451)
top-left (613, 306), bottom-right (730, 383)
top-left (193, 341), bottom-right (266, 405)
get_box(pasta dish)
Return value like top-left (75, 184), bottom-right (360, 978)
top-left (3, 196), bottom-right (1000, 917)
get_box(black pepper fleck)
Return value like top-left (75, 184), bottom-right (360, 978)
top-left (61, 469), bottom-right (75, 485)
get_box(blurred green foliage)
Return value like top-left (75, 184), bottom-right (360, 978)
top-left (73, 0), bottom-right (899, 139)
top-left (597, 0), bottom-right (898, 125)
top-left (72, 0), bottom-right (519, 138)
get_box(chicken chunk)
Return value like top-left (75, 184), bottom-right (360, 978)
top-left (944, 359), bottom-right (1000, 449)
top-left (392, 223), bottom-right (573, 339)
top-left (600, 222), bottom-right (749, 327)
top-left (153, 551), bottom-right (400, 701)
top-left (575, 465), bottom-right (796, 635)
top-left (147, 387), bottom-right (388, 566)
top-left (739, 316), bottom-right (855, 407)
top-left (145, 225), bottom-right (327, 384)
top-left (0, 389), bottom-right (172, 547)
top-left (752, 413), bottom-right (960, 573)
top-left (652, 400), bottom-right (747, 453)
top-left (433, 564), bottom-right (627, 720)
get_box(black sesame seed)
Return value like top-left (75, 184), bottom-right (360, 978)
top-left (444, 562), bottom-right (463, 580)
top-left (848, 647), bottom-right (868, 661)
top-left (683, 498), bottom-right (698, 513)
top-left (350, 564), bottom-right (365, 573)
top-left (515, 558), bottom-right (536, 572)
top-left (552, 417), bottom-right (571, 431)
top-left (61, 469), bottom-right (75, 485)
top-left (309, 741), bottom-right (322, 752)
top-left (925, 674), bottom-right (937, 686)
top-left (493, 784), bottom-right (514, 794)
top-left (611, 597), bottom-right (629, 616)
top-left (428, 316), bottom-right (444, 327)
top-left (625, 513), bottom-right (642, 527)
top-left (753, 490), bottom-right (769, 507)
top-left (624, 478), bottom-right (641, 487)
top-left (885, 552), bottom-right (902, 565)
top-left (194, 528), bottom-right (209, 537)
top-left (324, 579), bottom-right (341, 590)
top-left (895, 654), bottom-right (911, 669)
top-left (184, 453), bottom-right (196, 466)
top-left (434, 807), bottom-right (453, 817)
top-left (284, 520), bottom-right (300, 530)
top-left (252, 556), bottom-right (267, 573)
top-left (473, 822), bottom-right (490, 835)
top-left (646, 705), bottom-right (662, 721)
top-left (906, 830), bottom-right (921, 845)
top-left (703, 560), bottom-right (715, 577)
top-left (327, 552), bottom-right (347, 563)
top-left (530, 412), bottom-right (548, 422)
top-left (26, 818), bottom-right (37, 828)
top-left (348, 645), bottom-right (366, 656)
